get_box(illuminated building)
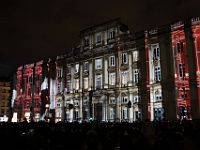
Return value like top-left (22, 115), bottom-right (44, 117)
top-left (12, 17), bottom-right (200, 122)
top-left (0, 80), bottom-right (10, 122)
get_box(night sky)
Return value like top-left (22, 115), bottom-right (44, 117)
top-left (0, 0), bottom-right (200, 78)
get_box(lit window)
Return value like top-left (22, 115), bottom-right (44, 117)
top-left (153, 47), bottom-right (160, 60)
top-left (154, 67), bottom-right (161, 82)
top-left (75, 79), bottom-right (79, 90)
top-left (109, 73), bottom-right (116, 86)
top-left (57, 68), bottom-right (62, 78)
top-left (95, 75), bottom-right (102, 89)
top-left (122, 96), bottom-right (128, 103)
top-left (95, 58), bottom-right (102, 69)
top-left (57, 81), bottom-right (62, 93)
top-left (66, 80), bottom-right (71, 92)
top-left (108, 30), bottom-right (115, 39)
top-left (134, 69), bottom-right (139, 84)
top-left (96, 34), bottom-right (101, 43)
top-left (109, 56), bottom-right (115, 67)
top-left (110, 97), bottom-right (116, 104)
top-left (84, 38), bottom-right (89, 46)
top-left (121, 53), bottom-right (128, 64)
top-left (155, 90), bottom-right (162, 101)
top-left (122, 108), bottom-right (128, 120)
top-left (133, 51), bottom-right (138, 62)
top-left (84, 62), bottom-right (89, 71)
top-left (177, 42), bottom-right (184, 52)
top-left (110, 108), bottom-right (115, 120)
top-left (75, 64), bottom-right (79, 73)
top-left (83, 78), bottom-right (89, 89)
top-left (179, 63), bottom-right (185, 78)
top-left (66, 65), bottom-right (71, 75)
top-left (121, 71), bottom-right (128, 85)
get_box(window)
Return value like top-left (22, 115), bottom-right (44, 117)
top-left (121, 71), bottom-right (128, 85)
top-left (95, 58), bottom-right (102, 69)
top-left (83, 78), bottom-right (89, 89)
top-left (109, 73), bottom-right (116, 86)
top-left (66, 80), bottom-right (71, 92)
top-left (109, 56), bottom-right (115, 67)
top-left (108, 30), bottom-right (115, 39)
top-left (74, 110), bottom-right (79, 120)
top-left (110, 108), bottom-right (115, 120)
top-left (133, 96), bottom-right (140, 103)
top-left (57, 68), bottom-right (62, 78)
top-left (122, 96), bottom-right (128, 103)
top-left (57, 81), bottom-right (62, 93)
top-left (84, 62), bottom-right (89, 71)
top-left (134, 69), bottom-right (139, 84)
top-left (155, 90), bottom-right (162, 101)
top-left (75, 64), bottom-right (79, 73)
top-left (96, 75), bottom-right (102, 89)
top-left (121, 53), bottom-right (128, 64)
top-left (75, 79), bottom-right (79, 90)
top-left (110, 97), bottom-right (116, 104)
top-left (96, 34), bottom-right (101, 43)
top-left (122, 108), bottom-right (128, 120)
top-left (84, 38), bottom-right (89, 46)
top-left (177, 42), bottom-right (184, 52)
top-left (133, 51), bottom-right (139, 62)
top-left (179, 64), bottom-right (185, 78)
top-left (153, 47), bottom-right (160, 60)
top-left (66, 65), bottom-right (71, 74)
top-left (154, 67), bottom-right (161, 82)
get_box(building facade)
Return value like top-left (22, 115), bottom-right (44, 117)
top-left (0, 80), bottom-right (10, 121)
top-left (12, 17), bottom-right (200, 122)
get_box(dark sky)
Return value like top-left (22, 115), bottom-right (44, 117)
top-left (0, 0), bottom-right (200, 77)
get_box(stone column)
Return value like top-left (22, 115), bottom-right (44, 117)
top-left (158, 27), bottom-right (177, 121)
top-left (128, 52), bottom-right (133, 86)
top-left (185, 22), bottom-right (200, 120)
top-left (104, 57), bottom-right (108, 88)
top-left (136, 32), bottom-right (149, 121)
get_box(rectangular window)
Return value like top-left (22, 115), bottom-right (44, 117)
top-left (109, 73), bottom-right (116, 86)
top-left (121, 71), bottom-right (128, 85)
top-left (75, 79), bottom-right (79, 90)
top-left (134, 69), bottom-right (139, 84)
top-left (57, 81), bottom-right (62, 93)
top-left (133, 96), bottom-right (140, 103)
top-left (95, 58), bottom-right (102, 69)
top-left (110, 108), bottom-right (115, 120)
top-left (84, 38), bottom-right (89, 46)
top-left (154, 67), bottom-right (161, 82)
top-left (122, 108), bottom-right (128, 120)
top-left (121, 53), bottom-right (128, 64)
top-left (179, 64), bottom-right (185, 78)
top-left (66, 65), bottom-right (71, 75)
top-left (108, 30), bottom-right (115, 39)
top-left (153, 47), bottom-right (160, 59)
top-left (122, 96), bottom-right (128, 103)
top-left (96, 75), bottom-right (102, 89)
top-left (96, 34), bottom-right (101, 43)
top-left (133, 51), bottom-right (139, 62)
top-left (177, 42), bottom-right (184, 52)
top-left (84, 62), bottom-right (89, 71)
top-left (57, 68), bottom-right (62, 78)
top-left (110, 97), bottom-right (116, 104)
top-left (75, 64), bottom-right (79, 73)
top-left (66, 80), bottom-right (71, 92)
top-left (109, 56), bottom-right (115, 67)
top-left (83, 78), bottom-right (89, 89)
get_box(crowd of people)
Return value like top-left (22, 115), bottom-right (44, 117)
top-left (0, 119), bottom-right (200, 150)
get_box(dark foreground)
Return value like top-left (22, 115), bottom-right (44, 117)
top-left (0, 120), bottom-right (200, 150)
